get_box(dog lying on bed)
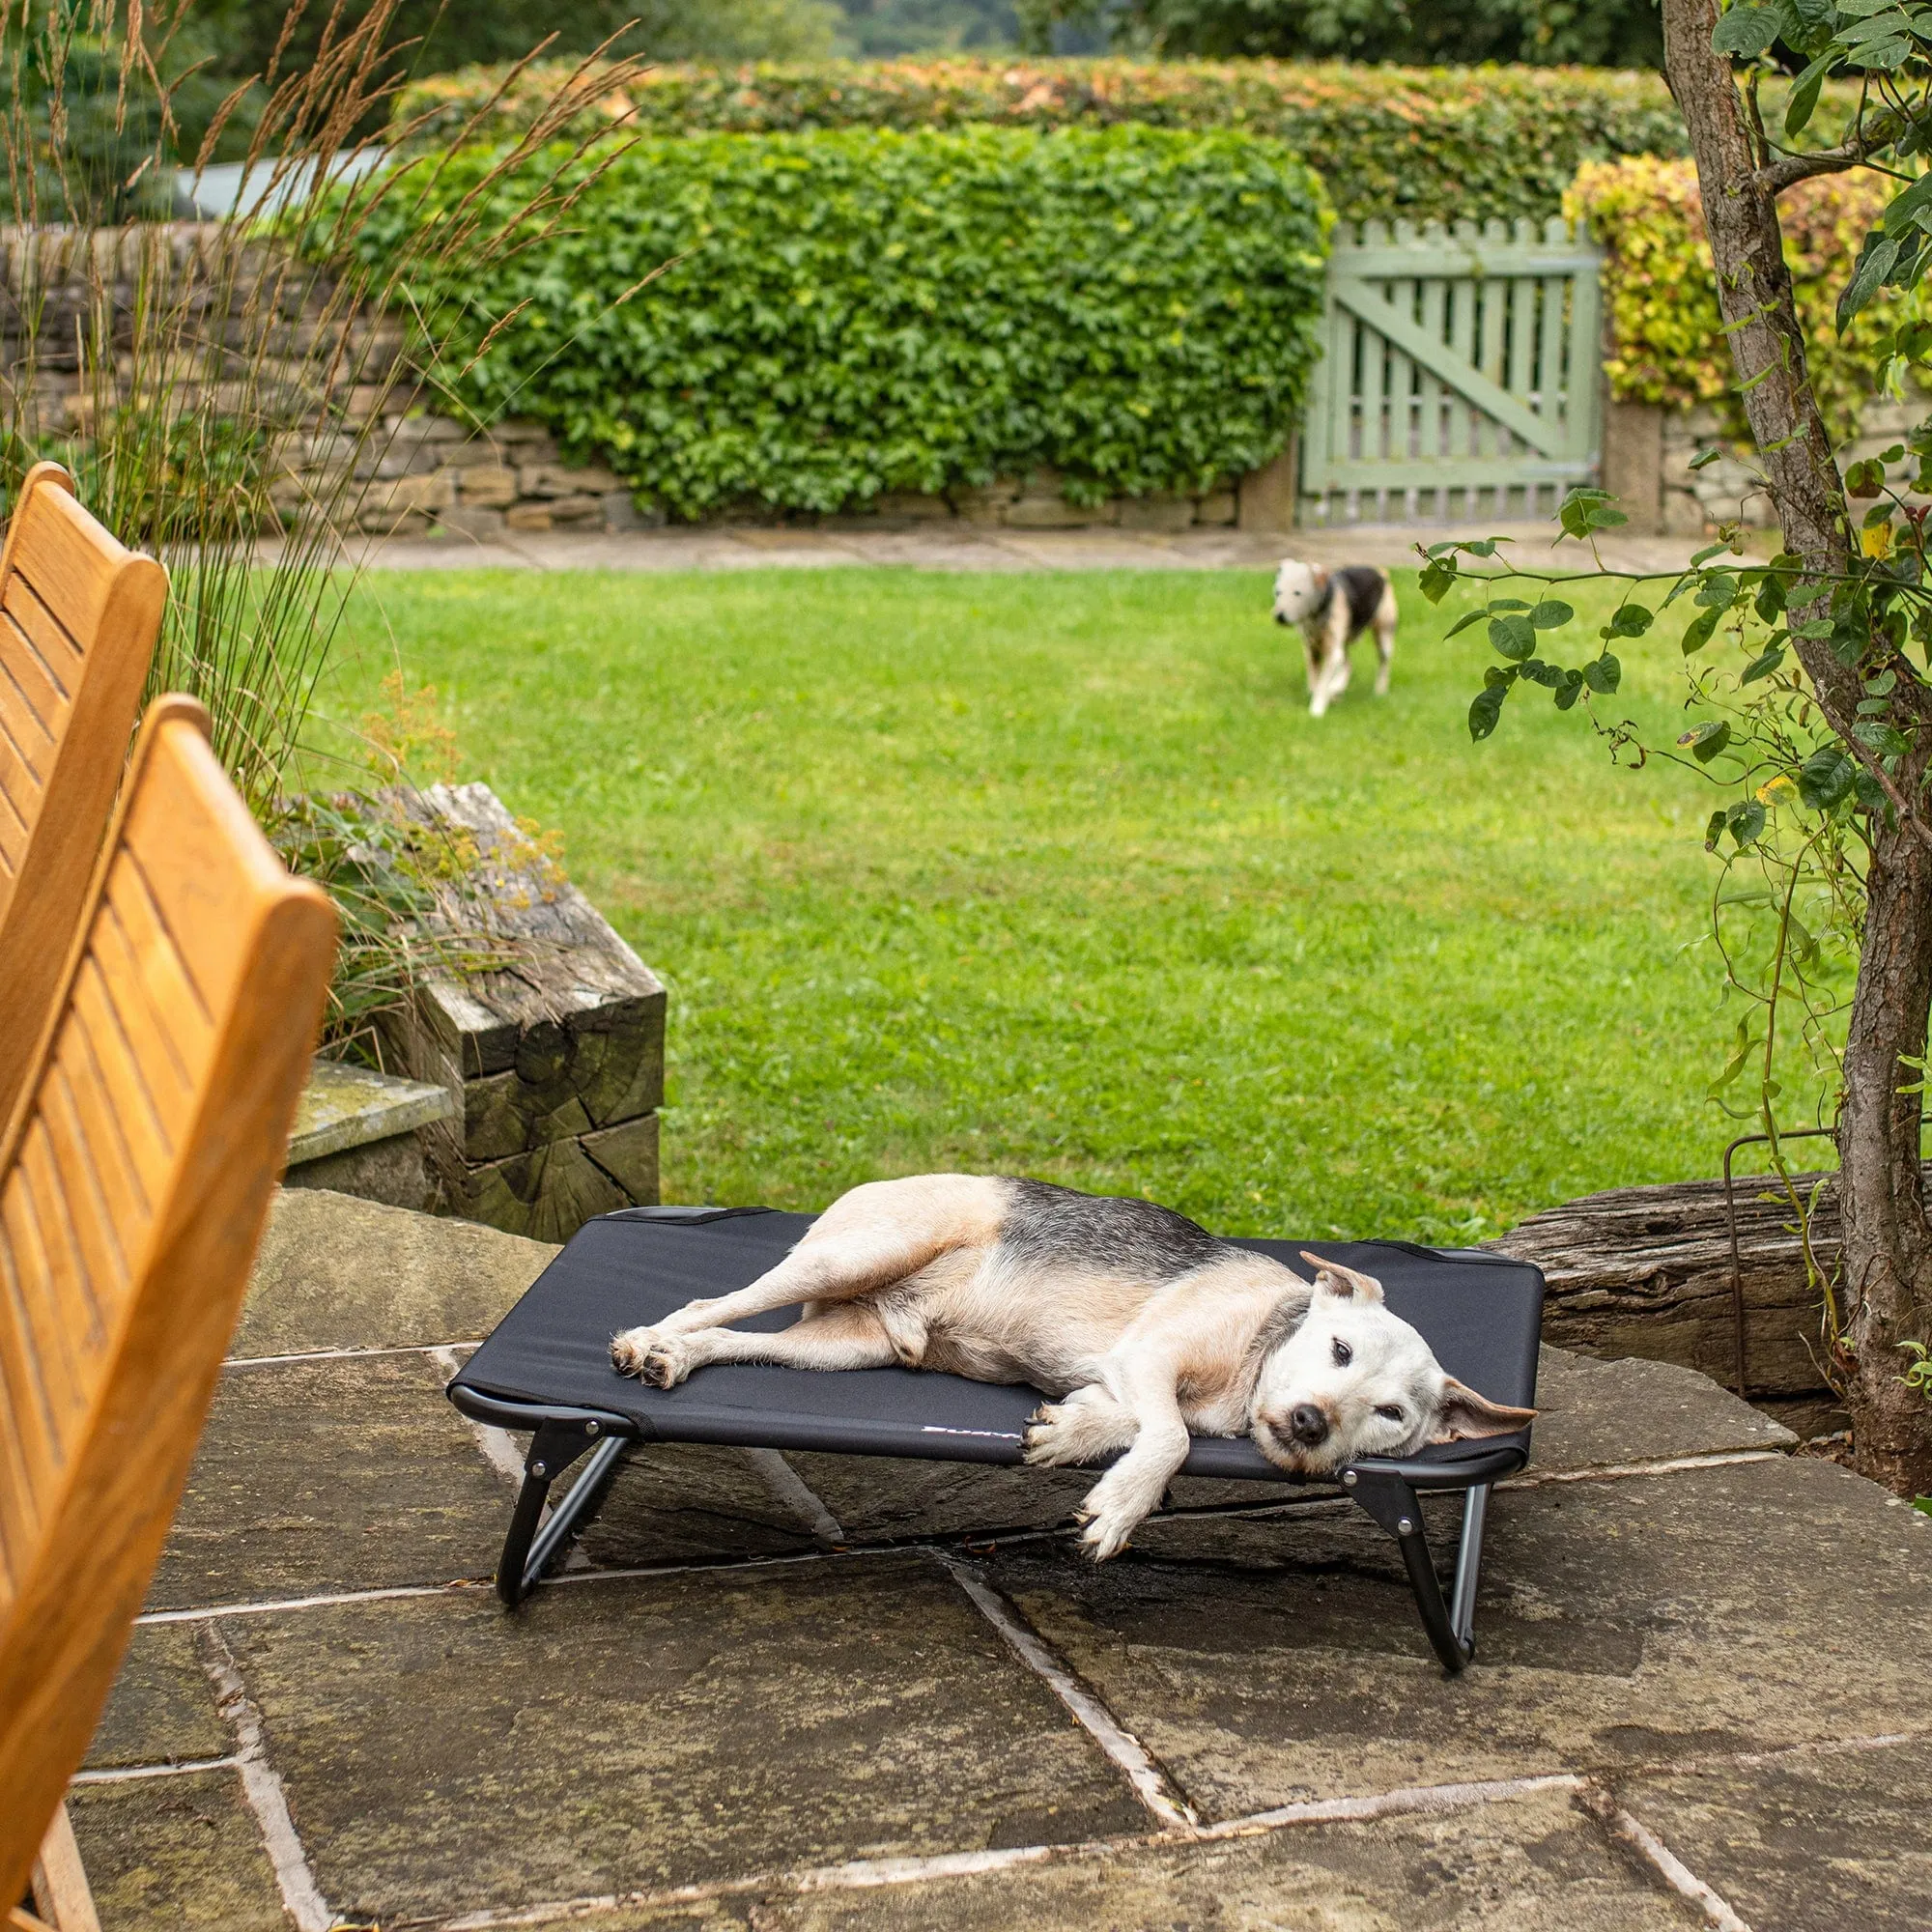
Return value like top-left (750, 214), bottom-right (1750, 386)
top-left (611, 1176), bottom-right (1533, 1560)
top-left (1272, 560), bottom-right (1398, 717)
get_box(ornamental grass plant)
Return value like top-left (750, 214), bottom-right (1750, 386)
top-left (0, 0), bottom-right (654, 1052)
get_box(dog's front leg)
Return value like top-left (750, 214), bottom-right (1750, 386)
top-left (1073, 1365), bottom-right (1190, 1561)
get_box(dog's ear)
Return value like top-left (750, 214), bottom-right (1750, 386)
top-left (1430, 1378), bottom-right (1537, 1443)
top-left (1311, 564), bottom-right (1330, 593)
top-left (1298, 1251), bottom-right (1384, 1304)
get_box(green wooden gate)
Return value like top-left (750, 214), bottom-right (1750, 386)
top-left (1299, 217), bottom-right (1604, 526)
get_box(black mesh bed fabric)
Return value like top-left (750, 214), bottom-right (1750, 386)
top-left (450, 1208), bottom-right (1545, 1482)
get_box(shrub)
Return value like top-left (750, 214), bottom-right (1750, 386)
top-left (390, 56), bottom-right (1690, 228)
top-left (352, 125), bottom-right (1331, 519)
top-left (1566, 156), bottom-right (1895, 443)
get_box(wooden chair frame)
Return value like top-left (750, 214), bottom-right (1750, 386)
top-left (0, 462), bottom-right (168, 1133)
top-left (0, 696), bottom-right (336, 1921)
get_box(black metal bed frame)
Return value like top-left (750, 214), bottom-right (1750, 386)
top-left (449, 1382), bottom-right (1523, 1675)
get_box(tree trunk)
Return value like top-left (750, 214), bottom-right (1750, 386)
top-left (1662, 0), bottom-right (1932, 1494)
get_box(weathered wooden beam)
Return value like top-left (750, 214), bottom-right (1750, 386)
top-left (1486, 1163), bottom-right (1900, 1399)
top-left (380, 781), bottom-right (666, 1244)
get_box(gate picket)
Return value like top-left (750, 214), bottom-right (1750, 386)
top-left (1300, 218), bottom-right (1604, 526)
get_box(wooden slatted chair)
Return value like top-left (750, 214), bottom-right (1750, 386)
top-left (0, 462), bottom-right (168, 1133)
top-left (0, 696), bottom-right (336, 1928)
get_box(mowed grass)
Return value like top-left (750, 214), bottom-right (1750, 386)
top-left (315, 564), bottom-right (1770, 1241)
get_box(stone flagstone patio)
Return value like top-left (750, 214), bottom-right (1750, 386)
top-left (74, 1188), bottom-right (1932, 1930)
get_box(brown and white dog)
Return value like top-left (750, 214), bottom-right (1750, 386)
top-left (1272, 560), bottom-right (1399, 717)
top-left (611, 1176), bottom-right (1533, 1561)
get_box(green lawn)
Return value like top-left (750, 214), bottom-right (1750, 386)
top-left (314, 564), bottom-right (1793, 1241)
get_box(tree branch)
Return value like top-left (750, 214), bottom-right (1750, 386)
top-left (1757, 108), bottom-right (1907, 194)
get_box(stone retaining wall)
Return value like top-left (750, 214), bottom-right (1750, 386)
top-left (4, 221), bottom-right (1303, 539)
top-left (1602, 390), bottom-right (1927, 536)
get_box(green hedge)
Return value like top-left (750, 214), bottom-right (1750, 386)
top-left (1566, 156), bottom-right (1893, 444)
top-left (357, 126), bottom-right (1331, 520)
top-left (392, 56), bottom-right (1690, 228)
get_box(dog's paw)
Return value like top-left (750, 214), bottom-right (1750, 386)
top-left (1075, 1500), bottom-right (1138, 1563)
top-left (1024, 1404), bottom-right (1084, 1467)
top-left (610, 1326), bottom-right (692, 1388)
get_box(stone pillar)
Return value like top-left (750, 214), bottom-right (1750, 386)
top-left (379, 782), bottom-right (667, 1245)
top-left (1602, 400), bottom-right (1664, 535)
top-left (1237, 432), bottom-right (1298, 533)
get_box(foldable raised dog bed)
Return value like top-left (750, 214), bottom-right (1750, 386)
top-left (448, 1207), bottom-right (1544, 1673)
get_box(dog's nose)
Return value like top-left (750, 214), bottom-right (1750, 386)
top-left (1289, 1403), bottom-right (1329, 1446)
top-left (1273, 611), bottom-right (1290, 625)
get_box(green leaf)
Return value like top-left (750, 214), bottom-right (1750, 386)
top-left (1695, 571), bottom-right (1741, 609)
top-left (1583, 652), bottom-right (1622, 693)
top-left (1839, 235), bottom-right (1901, 332)
top-left (1742, 643), bottom-right (1786, 683)
top-left (1712, 2), bottom-right (1786, 53)
top-left (1704, 808), bottom-right (1730, 850)
top-left (1557, 488), bottom-right (1628, 538)
top-left (1443, 608), bottom-right (1491, 638)
top-left (1606, 603), bottom-right (1655, 638)
top-left (1419, 558), bottom-right (1457, 604)
top-left (1489, 613), bottom-right (1537, 661)
top-left (1783, 51), bottom-right (1833, 137)
top-left (1753, 575), bottom-right (1786, 621)
top-left (1690, 445), bottom-right (1723, 470)
top-left (1529, 599), bottom-right (1576, 630)
top-left (1690, 541), bottom-right (1733, 567)
top-left (1856, 718), bottom-right (1911, 759)
top-left (1846, 456), bottom-right (1887, 497)
top-left (1682, 608), bottom-right (1722, 655)
top-left (1552, 669), bottom-right (1585, 711)
top-left (1468, 684), bottom-right (1510, 740)
top-left (1798, 746), bottom-right (1856, 808)
top-left (1728, 799), bottom-right (1768, 846)
top-left (1486, 599), bottom-right (1532, 612)
top-left (1681, 719), bottom-right (1734, 761)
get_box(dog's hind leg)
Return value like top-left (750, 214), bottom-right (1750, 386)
top-left (616, 1304), bottom-right (896, 1388)
top-left (1372, 578), bottom-right (1397, 696)
top-left (1023, 1384), bottom-right (1138, 1468)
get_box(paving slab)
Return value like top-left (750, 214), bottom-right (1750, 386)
top-left (989, 1456), bottom-right (1932, 1822)
top-left (1614, 1737), bottom-right (1932, 1932)
top-left (235, 1185), bottom-right (555, 1357)
top-left (147, 1352), bottom-right (513, 1609)
top-left (220, 1553), bottom-right (1148, 1923)
top-left (575, 1444), bottom-right (823, 1568)
top-left (67, 1770), bottom-right (289, 1931)
top-left (759, 1785), bottom-right (1701, 1932)
top-left (1527, 1345), bottom-right (1796, 1469)
top-left (83, 1624), bottom-right (230, 1770)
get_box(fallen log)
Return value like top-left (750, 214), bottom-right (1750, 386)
top-left (1484, 1161), bottom-right (1902, 1403)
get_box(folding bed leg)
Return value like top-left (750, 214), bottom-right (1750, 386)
top-left (1449, 1483), bottom-right (1491, 1656)
top-left (1344, 1470), bottom-right (1474, 1675)
top-left (496, 1419), bottom-right (626, 1609)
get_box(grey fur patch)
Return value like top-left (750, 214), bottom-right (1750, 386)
top-left (999, 1179), bottom-right (1227, 1280)
top-left (1244, 1288), bottom-right (1314, 1377)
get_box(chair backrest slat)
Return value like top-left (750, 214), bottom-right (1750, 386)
top-left (0, 465), bottom-right (167, 1132)
top-left (0, 697), bottom-right (335, 1906)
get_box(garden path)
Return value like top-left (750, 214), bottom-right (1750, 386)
top-left (73, 1186), bottom-right (1930, 1930)
top-left (305, 523), bottom-right (1745, 578)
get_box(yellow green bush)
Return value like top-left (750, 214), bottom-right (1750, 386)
top-left (1565, 156), bottom-right (1893, 442)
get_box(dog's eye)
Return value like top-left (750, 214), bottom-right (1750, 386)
top-left (1377, 1405), bottom-right (1405, 1424)
top-left (1331, 1338), bottom-right (1352, 1368)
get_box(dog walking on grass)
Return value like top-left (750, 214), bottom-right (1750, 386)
top-left (1273, 560), bottom-right (1399, 717)
top-left (611, 1175), bottom-right (1533, 1562)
